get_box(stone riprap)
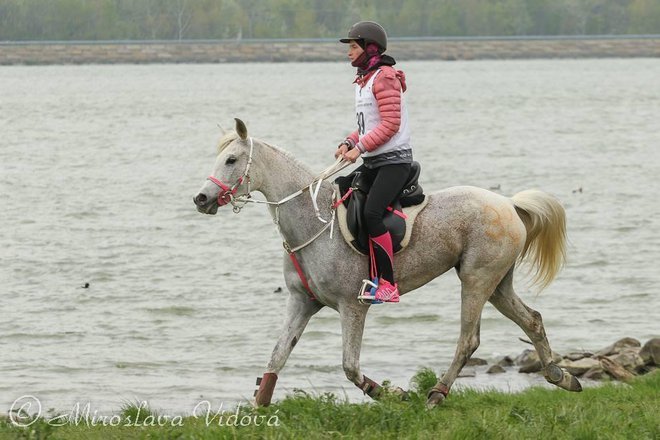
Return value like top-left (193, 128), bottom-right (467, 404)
top-left (494, 337), bottom-right (660, 383)
top-left (1, 36), bottom-right (659, 65)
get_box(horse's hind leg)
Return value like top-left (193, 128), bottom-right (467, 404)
top-left (489, 268), bottom-right (582, 392)
top-left (426, 276), bottom-right (494, 408)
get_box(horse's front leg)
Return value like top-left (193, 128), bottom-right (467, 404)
top-left (254, 292), bottom-right (323, 406)
top-left (339, 304), bottom-right (384, 399)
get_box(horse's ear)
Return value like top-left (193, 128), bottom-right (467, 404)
top-left (217, 123), bottom-right (227, 135)
top-left (234, 118), bottom-right (248, 140)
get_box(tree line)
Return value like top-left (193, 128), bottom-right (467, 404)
top-left (1, 0), bottom-right (658, 41)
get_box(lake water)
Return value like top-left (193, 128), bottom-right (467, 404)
top-left (1, 59), bottom-right (658, 415)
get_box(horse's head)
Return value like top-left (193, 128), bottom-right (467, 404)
top-left (193, 118), bottom-right (255, 215)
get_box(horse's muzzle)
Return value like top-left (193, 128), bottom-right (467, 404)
top-left (193, 193), bottom-right (218, 215)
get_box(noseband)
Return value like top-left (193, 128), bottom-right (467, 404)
top-left (207, 137), bottom-right (254, 211)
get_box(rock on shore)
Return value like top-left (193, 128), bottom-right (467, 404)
top-left (484, 337), bottom-right (659, 383)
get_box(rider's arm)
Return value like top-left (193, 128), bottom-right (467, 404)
top-left (355, 69), bottom-right (402, 153)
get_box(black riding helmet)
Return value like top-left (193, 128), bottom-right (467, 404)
top-left (340, 21), bottom-right (387, 53)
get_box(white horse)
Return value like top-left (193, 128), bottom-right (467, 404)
top-left (193, 119), bottom-right (582, 408)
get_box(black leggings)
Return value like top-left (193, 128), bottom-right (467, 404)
top-left (358, 163), bottom-right (412, 237)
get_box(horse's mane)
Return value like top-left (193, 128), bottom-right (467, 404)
top-left (217, 131), bottom-right (240, 154)
top-left (217, 131), bottom-right (313, 177)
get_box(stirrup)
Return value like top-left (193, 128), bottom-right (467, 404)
top-left (357, 277), bottom-right (382, 304)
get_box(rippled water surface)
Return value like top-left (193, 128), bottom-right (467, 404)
top-left (1, 59), bottom-right (658, 413)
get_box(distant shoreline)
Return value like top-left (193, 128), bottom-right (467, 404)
top-left (1, 35), bottom-right (659, 65)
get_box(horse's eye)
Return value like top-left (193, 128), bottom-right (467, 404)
top-left (225, 156), bottom-right (237, 165)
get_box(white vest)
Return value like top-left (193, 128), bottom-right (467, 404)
top-left (355, 69), bottom-right (411, 159)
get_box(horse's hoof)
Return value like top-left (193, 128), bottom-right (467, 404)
top-left (545, 364), bottom-right (583, 392)
top-left (426, 391), bottom-right (446, 409)
top-left (568, 375), bottom-right (583, 392)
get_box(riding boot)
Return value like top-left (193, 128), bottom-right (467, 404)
top-left (369, 231), bottom-right (400, 302)
top-left (371, 232), bottom-right (395, 281)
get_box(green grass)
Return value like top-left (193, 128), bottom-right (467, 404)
top-left (1, 370), bottom-right (658, 440)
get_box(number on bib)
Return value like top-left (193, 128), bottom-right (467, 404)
top-left (357, 112), bottom-right (365, 135)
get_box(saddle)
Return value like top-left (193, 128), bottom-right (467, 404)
top-left (334, 161), bottom-right (427, 255)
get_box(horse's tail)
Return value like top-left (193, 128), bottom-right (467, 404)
top-left (511, 189), bottom-right (567, 291)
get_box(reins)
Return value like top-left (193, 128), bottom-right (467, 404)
top-left (206, 138), bottom-right (352, 301)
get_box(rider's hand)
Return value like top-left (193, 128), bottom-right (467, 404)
top-left (335, 142), bottom-right (349, 159)
top-left (343, 147), bottom-right (361, 163)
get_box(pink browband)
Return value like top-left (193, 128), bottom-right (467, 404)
top-left (207, 175), bottom-right (244, 206)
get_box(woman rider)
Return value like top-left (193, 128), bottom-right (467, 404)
top-left (336, 21), bottom-right (412, 303)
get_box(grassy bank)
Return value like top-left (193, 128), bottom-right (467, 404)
top-left (2, 370), bottom-right (658, 439)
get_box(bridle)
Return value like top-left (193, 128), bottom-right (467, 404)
top-left (206, 137), bottom-right (350, 220)
top-left (206, 137), bottom-right (255, 213)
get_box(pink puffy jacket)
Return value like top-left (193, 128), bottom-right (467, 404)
top-left (346, 66), bottom-right (408, 153)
